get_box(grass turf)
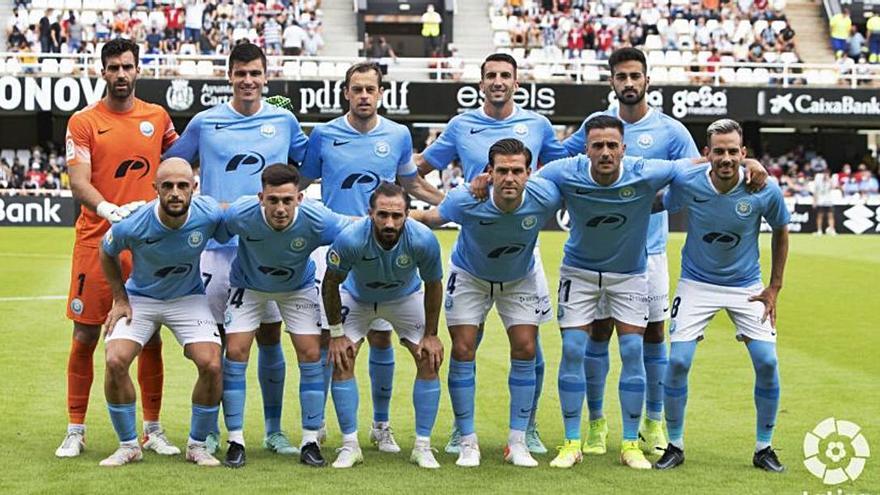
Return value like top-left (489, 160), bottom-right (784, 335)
top-left (0, 228), bottom-right (877, 494)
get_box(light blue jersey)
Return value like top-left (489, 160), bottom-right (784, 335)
top-left (438, 178), bottom-right (561, 282)
top-left (300, 115), bottom-right (416, 216)
top-left (102, 196), bottom-right (223, 300)
top-left (218, 197), bottom-right (352, 293)
top-left (326, 218), bottom-right (443, 303)
top-left (664, 166), bottom-right (790, 287)
top-left (164, 101), bottom-right (309, 248)
top-left (563, 108), bottom-right (700, 255)
top-left (422, 106), bottom-right (568, 181)
top-left (537, 155), bottom-right (691, 274)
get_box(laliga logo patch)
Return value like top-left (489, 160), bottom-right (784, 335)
top-left (735, 199), bottom-right (753, 218)
top-left (637, 133), bottom-right (654, 149)
top-left (374, 141), bottom-right (391, 157)
top-left (260, 124), bottom-right (276, 138)
top-left (66, 139), bottom-right (75, 161)
top-left (395, 254), bottom-right (412, 268)
top-left (619, 186), bottom-right (636, 200)
top-left (328, 249), bottom-right (341, 267)
top-left (105, 231), bottom-right (113, 245)
top-left (187, 231), bottom-right (204, 248)
top-left (804, 417), bottom-right (870, 485)
top-left (513, 123), bottom-right (528, 136)
top-left (70, 298), bottom-right (84, 315)
top-left (139, 121), bottom-right (155, 137)
top-left (290, 237), bottom-right (307, 252)
top-left (521, 215), bottom-right (538, 230)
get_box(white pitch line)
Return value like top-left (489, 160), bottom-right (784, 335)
top-left (0, 295), bottom-right (67, 302)
top-left (0, 252), bottom-right (69, 260)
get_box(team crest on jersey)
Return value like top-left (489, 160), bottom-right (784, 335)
top-left (513, 123), bottom-right (528, 136)
top-left (290, 237), bottom-right (307, 252)
top-left (521, 215), bottom-right (538, 230)
top-left (139, 121), bottom-right (155, 137)
top-left (328, 249), bottom-right (341, 267)
top-left (260, 124), bottom-right (276, 138)
top-left (70, 298), bottom-right (84, 315)
top-left (374, 141), bottom-right (391, 157)
top-left (637, 134), bottom-right (654, 149)
top-left (187, 231), bottom-right (204, 247)
top-left (619, 186), bottom-right (636, 200)
top-left (735, 199), bottom-right (753, 218)
top-left (395, 254), bottom-right (412, 268)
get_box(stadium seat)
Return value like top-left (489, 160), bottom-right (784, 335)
top-left (6, 58), bottom-right (22, 75)
top-left (282, 61), bottom-right (300, 78)
top-left (763, 51), bottom-right (779, 63)
top-left (0, 149), bottom-right (15, 164)
top-left (178, 60), bottom-right (198, 76)
top-left (722, 19), bottom-right (736, 38)
top-left (751, 67), bottom-right (771, 84)
top-left (753, 20), bottom-right (769, 36)
top-left (647, 50), bottom-right (665, 67)
top-left (197, 60), bottom-right (214, 76)
top-left (462, 64), bottom-right (481, 81)
top-left (48, 0), bottom-right (64, 9)
top-left (82, 0), bottom-right (99, 9)
top-left (179, 43), bottom-right (196, 56)
top-left (80, 10), bottom-right (97, 24)
top-left (679, 50), bottom-right (694, 65)
top-left (779, 52), bottom-right (799, 64)
top-left (64, 0), bottom-right (82, 9)
top-left (59, 58), bottom-right (75, 74)
top-left (719, 67), bottom-right (736, 83)
top-left (672, 18), bottom-right (691, 35)
top-left (533, 64), bottom-right (552, 80)
top-left (644, 35), bottom-right (663, 51)
top-left (771, 20), bottom-right (788, 33)
top-left (29, 10), bottom-right (43, 25)
top-left (581, 64), bottom-right (601, 81)
top-left (490, 16), bottom-right (507, 30)
top-left (668, 66), bottom-right (688, 82)
top-left (706, 19), bottom-right (720, 32)
top-left (581, 49), bottom-right (596, 61)
top-left (511, 48), bottom-right (526, 64)
top-left (697, 50), bottom-right (712, 63)
top-left (493, 31), bottom-right (511, 47)
top-left (333, 62), bottom-right (348, 78)
top-left (32, 0), bottom-right (48, 8)
top-left (42, 59), bottom-right (59, 74)
top-left (317, 62), bottom-right (335, 77)
top-left (299, 60), bottom-right (318, 77)
top-left (650, 67), bottom-right (669, 82)
top-left (735, 67), bottom-right (753, 83)
top-left (665, 50), bottom-right (683, 66)
top-left (16, 149), bottom-right (31, 163)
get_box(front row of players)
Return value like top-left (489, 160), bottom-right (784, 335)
top-left (99, 116), bottom-right (788, 472)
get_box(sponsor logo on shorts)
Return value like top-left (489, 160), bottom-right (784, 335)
top-left (444, 297), bottom-right (453, 310)
top-left (328, 249), bottom-right (341, 267)
top-left (618, 186), bottom-right (636, 200)
top-left (395, 254), bottom-right (412, 268)
top-left (521, 215), bottom-right (538, 230)
top-left (804, 418), bottom-right (870, 485)
top-left (735, 199), bottom-right (753, 218)
top-left (260, 123), bottom-right (276, 138)
top-left (290, 237), bottom-right (307, 251)
top-left (557, 305), bottom-right (565, 319)
top-left (70, 298), bottom-right (84, 315)
top-left (513, 123), bottom-right (529, 136)
top-left (139, 121), bottom-right (155, 137)
top-left (374, 141), bottom-right (391, 157)
top-left (188, 231), bottom-right (204, 248)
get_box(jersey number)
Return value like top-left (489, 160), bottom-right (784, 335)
top-left (446, 273), bottom-right (457, 295)
top-left (228, 288), bottom-right (245, 309)
top-left (670, 296), bottom-right (681, 318)
top-left (202, 272), bottom-right (213, 289)
top-left (76, 273), bottom-right (86, 296)
top-left (340, 306), bottom-right (350, 324)
top-left (558, 278), bottom-right (572, 303)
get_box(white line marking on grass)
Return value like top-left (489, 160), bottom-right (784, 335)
top-left (0, 295), bottom-right (67, 302)
top-left (0, 252), bottom-right (69, 260)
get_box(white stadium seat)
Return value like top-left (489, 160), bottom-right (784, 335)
top-left (282, 61), bottom-right (300, 78)
top-left (462, 64), bottom-right (481, 81)
top-left (668, 66), bottom-right (688, 82)
top-left (751, 67), bottom-right (771, 84)
top-left (647, 50), bottom-right (665, 67)
top-left (59, 58), bottom-right (75, 74)
top-left (644, 34), bottom-right (663, 50)
top-left (42, 58), bottom-right (59, 74)
top-left (178, 60), bottom-right (197, 76)
top-left (735, 67), bottom-right (753, 83)
top-left (197, 60), bottom-right (215, 76)
top-left (1, 149), bottom-right (15, 164)
top-left (299, 60), bottom-right (318, 77)
top-left (317, 62), bottom-right (335, 77)
top-left (650, 67), bottom-right (669, 82)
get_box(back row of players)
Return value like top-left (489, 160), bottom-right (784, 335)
top-left (57, 39), bottom-right (789, 472)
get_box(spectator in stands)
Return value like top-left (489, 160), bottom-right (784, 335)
top-left (366, 35), bottom-right (395, 72)
top-left (847, 25), bottom-right (866, 62)
top-left (262, 14), bottom-right (283, 54)
top-left (302, 25), bottom-right (323, 56)
top-left (776, 22), bottom-right (796, 52)
top-left (162, 27), bottom-right (180, 53)
top-left (829, 8), bottom-right (851, 59)
top-left (184, 0), bottom-right (204, 42)
top-left (146, 27), bottom-right (162, 54)
top-left (421, 4), bottom-right (443, 56)
top-left (38, 9), bottom-right (52, 54)
top-left (868, 12), bottom-right (880, 63)
top-left (67, 15), bottom-right (83, 54)
top-left (811, 167), bottom-right (837, 235)
top-left (0, 159), bottom-right (11, 188)
top-left (283, 20), bottom-right (306, 55)
top-left (199, 26), bottom-right (218, 54)
top-left (857, 164), bottom-right (879, 195)
top-left (8, 26), bottom-right (26, 51)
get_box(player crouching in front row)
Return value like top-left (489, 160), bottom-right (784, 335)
top-left (99, 158), bottom-right (224, 467)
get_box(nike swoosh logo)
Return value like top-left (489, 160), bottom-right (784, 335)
top-left (479, 220), bottom-right (496, 225)
top-left (380, 386), bottom-right (392, 392)
top-left (469, 128), bottom-right (487, 134)
top-left (644, 315), bottom-right (650, 321)
top-left (519, 407), bottom-right (531, 414)
top-left (246, 236), bottom-right (263, 242)
top-left (575, 188), bottom-right (596, 195)
top-left (454, 411), bottom-right (468, 418)
top-left (98, 128), bottom-right (111, 135)
top-left (663, 307), bottom-right (670, 312)
top-left (563, 410), bottom-right (580, 419)
top-left (694, 197), bottom-right (710, 203)
top-left (307, 413), bottom-right (321, 420)
top-left (215, 123), bottom-right (232, 130)
top-left (213, 331), bottom-right (220, 337)
top-left (333, 140), bottom-right (350, 146)
top-left (145, 238), bottom-right (160, 244)
top-left (541, 308), bottom-right (550, 316)
top-left (362, 256), bottom-right (379, 261)
top-left (630, 414), bottom-right (641, 419)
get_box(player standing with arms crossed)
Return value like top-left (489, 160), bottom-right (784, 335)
top-left (164, 42), bottom-right (309, 456)
top-left (58, 38), bottom-right (179, 458)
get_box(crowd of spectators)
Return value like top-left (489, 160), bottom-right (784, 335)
top-left (0, 144), bottom-right (68, 192)
top-left (829, 8), bottom-right (880, 65)
top-left (763, 146), bottom-right (880, 200)
top-left (5, 0), bottom-right (325, 59)
top-left (491, 0), bottom-right (800, 66)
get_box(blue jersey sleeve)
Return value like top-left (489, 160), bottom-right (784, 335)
top-left (396, 129), bottom-right (416, 177)
top-left (762, 184), bottom-right (790, 228)
top-left (667, 120), bottom-right (701, 159)
top-left (662, 180), bottom-right (685, 214)
top-left (299, 125), bottom-right (322, 181)
top-left (421, 119), bottom-right (460, 171)
top-left (163, 112), bottom-right (202, 162)
top-left (531, 176), bottom-right (563, 210)
top-left (538, 117), bottom-right (569, 163)
top-left (436, 184), bottom-right (469, 224)
top-left (415, 228), bottom-right (443, 282)
top-left (533, 157), bottom-right (566, 187)
top-left (102, 221), bottom-right (129, 257)
top-left (326, 229), bottom-right (357, 275)
top-left (288, 114), bottom-right (309, 164)
top-left (316, 202), bottom-right (354, 245)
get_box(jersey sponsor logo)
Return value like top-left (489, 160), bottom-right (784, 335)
top-left (225, 151), bottom-right (266, 175)
top-left (574, 187), bottom-right (597, 195)
top-left (361, 255), bottom-right (379, 262)
top-left (702, 231), bottom-right (742, 249)
top-left (513, 123), bottom-right (529, 136)
top-left (374, 141), bottom-right (391, 157)
top-left (166, 79), bottom-right (195, 111)
top-left (585, 214), bottom-right (627, 229)
top-left (245, 236), bottom-right (263, 242)
top-left (70, 297), bottom-right (84, 315)
top-left (479, 220), bottom-right (496, 225)
top-left (290, 237), bottom-right (307, 251)
top-left (260, 123), bottom-right (276, 138)
top-left (114, 156), bottom-right (151, 179)
top-left (735, 199), bottom-right (753, 218)
top-left (487, 243), bottom-right (525, 258)
top-left (327, 249), bottom-right (341, 267)
top-left (139, 121), bottom-right (155, 137)
top-left (154, 263), bottom-right (194, 278)
top-left (365, 280), bottom-right (404, 289)
top-left (618, 186), bottom-right (636, 200)
top-left (395, 254), bottom-right (412, 268)
top-left (637, 133), bottom-right (654, 149)
top-left (223, 310), bottom-right (232, 326)
top-left (340, 171), bottom-right (381, 192)
top-left (257, 265), bottom-right (295, 281)
top-left (521, 215), bottom-right (538, 230)
top-left (444, 296), bottom-right (453, 310)
top-left (187, 231), bottom-right (204, 247)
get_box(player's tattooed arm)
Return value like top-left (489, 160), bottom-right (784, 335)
top-left (418, 279), bottom-right (444, 373)
top-left (399, 173), bottom-right (444, 206)
top-left (749, 226), bottom-right (788, 327)
top-left (322, 269), bottom-right (356, 372)
top-left (99, 249), bottom-right (132, 333)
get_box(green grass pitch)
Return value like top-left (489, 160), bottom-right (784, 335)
top-left (0, 228), bottom-right (877, 494)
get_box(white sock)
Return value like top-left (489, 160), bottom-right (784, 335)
top-left (188, 437), bottom-right (205, 447)
top-left (301, 429), bottom-right (319, 447)
top-left (68, 423), bottom-right (85, 435)
top-left (228, 430), bottom-right (245, 446)
top-left (461, 433), bottom-right (478, 444)
top-left (670, 438), bottom-right (684, 450)
top-left (755, 441), bottom-right (771, 452)
top-left (415, 435), bottom-right (431, 448)
top-left (342, 432), bottom-right (359, 446)
top-left (143, 421), bottom-right (161, 434)
top-left (508, 429), bottom-right (525, 445)
top-left (121, 439), bottom-right (139, 448)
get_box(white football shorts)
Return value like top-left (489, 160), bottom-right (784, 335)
top-left (339, 289), bottom-right (425, 346)
top-left (596, 252), bottom-right (669, 323)
top-left (224, 286), bottom-right (322, 336)
top-left (201, 246), bottom-right (281, 325)
top-left (668, 278), bottom-right (777, 343)
top-left (556, 264), bottom-right (649, 329)
top-left (312, 245), bottom-right (393, 331)
top-left (106, 294), bottom-right (221, 347)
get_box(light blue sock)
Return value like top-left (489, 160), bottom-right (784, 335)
top-left (331, 378), bottom-right (359, 435)
top-left (448, 358), bottom-right (476, 435)
top-left (299, 361), bottom-right (325, 432)
top-left (528, 336), bottom-right (545, 429)
top-left (664, 340), bottom-right (697, 448)
top-left (368, 345), bottom-right (394, 423)
top-left (644, 341), bottom-right (668, 422)
top-left (107, 402), bottom-right (137, 443)
top-left (559, 330), bottom-right (588, 440)
top-left (413, 378), bottom-right (441, 437)
top-left (257, 343), bottom-right (285, 435)
top-left (618, 333), bottom-right (646, 441)
top-left (585, 337), bottom-right (610, 421)
top-left (320, 347), bottom-right (332, 413)
top-left (509, 358), bottom-right (536, 432)
top-left (190, 404), bottom-right (220, 443)
top-left (222, 357), bottom-right (248, 432)
top-left (747, 340), bottom-right (780, 448)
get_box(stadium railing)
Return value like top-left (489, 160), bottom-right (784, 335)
top-left (2, 52), bottom-right (879, 88)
